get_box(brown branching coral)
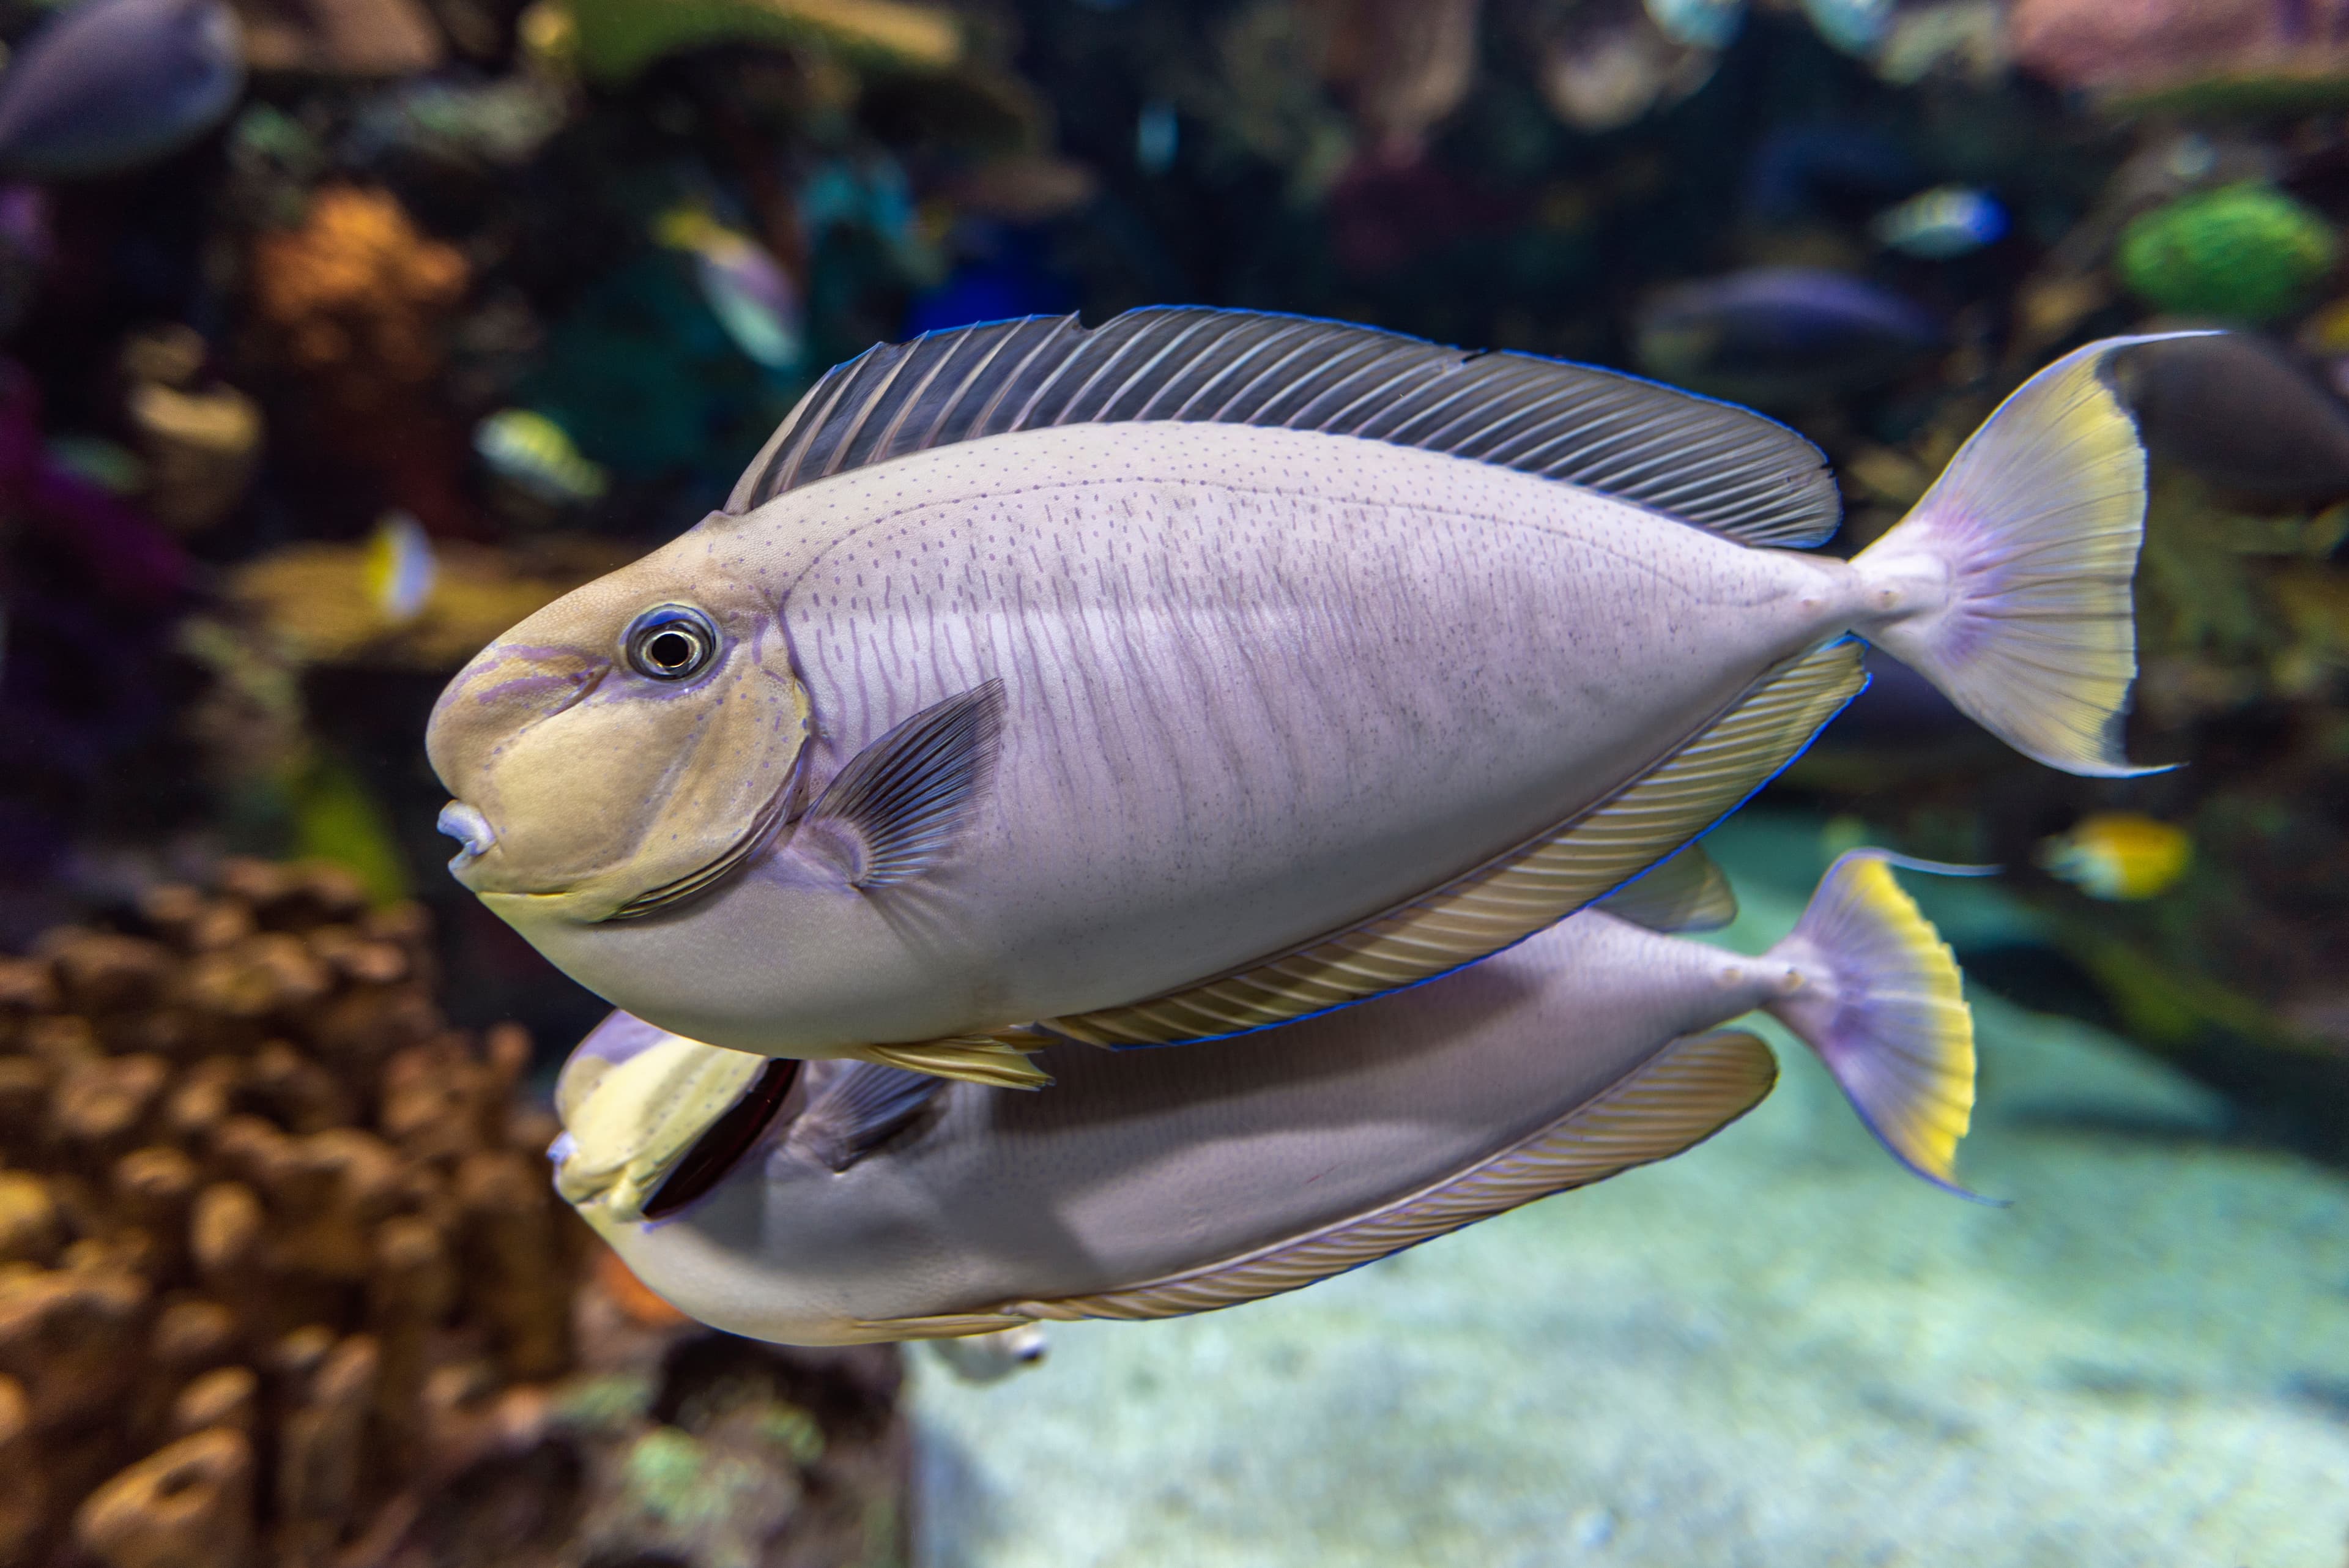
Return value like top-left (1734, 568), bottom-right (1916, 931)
top-left (0, 860), bottom-right (911, 1568)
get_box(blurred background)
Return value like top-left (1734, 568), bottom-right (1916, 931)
top-left (1, 0), bottom-right (2347, 1562)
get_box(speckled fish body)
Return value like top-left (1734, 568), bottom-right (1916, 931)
top-left (0, 0), bottom-right (243, 180)
top-left (472, 424), bottom-right (1842, 1040)
top-left (554, 853), bottom-right (1978, 1345)
top-left (428, 310), bottom-right (2177, 1078)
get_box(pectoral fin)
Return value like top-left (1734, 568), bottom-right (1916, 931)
top-left (804, 679), bottom-right (1006, 888)
top-left (1045, 640), bottom-right (1864, 1049)
top-left (859, 1028), bottom-right (1778, 1336)
top-left (788, 1060), bottom-right (949, 1172)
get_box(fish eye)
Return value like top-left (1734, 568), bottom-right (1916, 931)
top-left (624, 606), bottom-right (720, 682)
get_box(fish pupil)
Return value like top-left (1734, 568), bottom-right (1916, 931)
top-left (624, 605), bottom-right (719, 680)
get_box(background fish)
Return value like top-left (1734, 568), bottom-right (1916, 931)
top-left (552, 852), bottom-right (1981, 1346)
top-left (2038, 812), bottom-right (2191, 901)
top-left (655, 204), bottom-right (804, 372)
top-left (1633, 267), bottom-right (1943, 407)
top-left (426, 310), bottom-right (2173, 1085)
top-left (0, 0), bottom-right (244, 180)
top-left (1871, 184), bottom-right (2008, 259)
top-left (2114, 332), bottom-right (2349, 505)
top-left (473, 407), bottom-right (610, 506)
top-left (926, 1323), bottom-right (1049, 1383)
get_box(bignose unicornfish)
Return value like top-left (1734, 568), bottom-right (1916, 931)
top-left (428, 306), bottom-right (2191, 1088)
top-left (549, 850), bottom-right (1981, 1346)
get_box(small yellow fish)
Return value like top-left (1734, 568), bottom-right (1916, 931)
top-left (474, 408), bottom-right (609, 505)
top-left (2036, 812), bottom-right (2191, 901)
top-left (362, 510), bottom-right (437, 625)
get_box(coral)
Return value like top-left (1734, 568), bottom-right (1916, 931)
top-left (1305, 0), bottom-right (1482, 161)
top-left (0, 860), bottom-right (911, 1567)
top-left (558, 0), bottom-right (962, 87)
top-left (120, 326), bottom-right (264, 537)
top-left (2117, 184), bottom-right (2338, 324)
top-left (244, 185), bottom-right (477, 533)
top-left (229, 0), bottom-right (447, 76)
top-left (2011, 0), bottom-right (2349, 100)
top-left (247, 187), bottom-right (467, 413)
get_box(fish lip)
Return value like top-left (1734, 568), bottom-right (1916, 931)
top-left (437, 801), bottom-right (497, 871)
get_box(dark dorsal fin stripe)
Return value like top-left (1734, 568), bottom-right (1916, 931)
top-left (723, 308), bottom-right (1843, 548)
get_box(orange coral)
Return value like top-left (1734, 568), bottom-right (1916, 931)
top-left (248, 187), bottom-right (469, 410)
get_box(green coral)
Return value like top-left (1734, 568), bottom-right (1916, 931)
top-left (2117, 183), bottom-right (2339, 323)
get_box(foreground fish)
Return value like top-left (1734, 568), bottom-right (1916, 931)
top-left (552, 852), bottom-right (1979, 1345)
top-left (0, 0), bottom-right (243, 180)
top-left (428, 307), bottom-right (2178, 1087)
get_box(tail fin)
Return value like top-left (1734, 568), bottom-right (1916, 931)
top-left (1763, 850), bottom-right (1992, 1201)
top-left (1852, 333), bottom-right (2214, 778)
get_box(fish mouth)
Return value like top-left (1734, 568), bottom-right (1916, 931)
top-left (639, 1057), bottom-right (801, 1221)
top-left (437, 801), bottom-right (497, 869)
top-left (606, 753), bottom-right (806, 923)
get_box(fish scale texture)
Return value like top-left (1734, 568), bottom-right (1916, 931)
top-left (756, 420), bottom-right (1842, 1024)
top-left (909, 814), bottom-right (2349, 1568)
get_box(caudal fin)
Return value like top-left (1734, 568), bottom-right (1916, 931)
top-left (1762, 850), bottom-right (1991, 1200)
top-left (1853, 333), bottom-right (2213, 778)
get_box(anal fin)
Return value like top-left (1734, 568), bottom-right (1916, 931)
top-left (1045, 640), bottom-right (1865, 1049)
top-left (1594, 842), bottom-right (1739, 933)
top-left (860, 1028), bottom-right (1778, 1336)
top-left (855, 1031), bottom-right (1053, 1090)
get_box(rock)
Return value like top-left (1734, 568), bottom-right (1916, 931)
top-left (73, 1429), bottom-right (257, 1568)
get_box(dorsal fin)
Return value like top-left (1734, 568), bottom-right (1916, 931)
top-left (724, 308), bottom-right (1842, 548)
top-left (859, 1029), bottom-right (1778, 1337)
top-left (1040, 639), bottom-right (1865, 1050)
top-left (1594, 842), bottom-right (1739, 933)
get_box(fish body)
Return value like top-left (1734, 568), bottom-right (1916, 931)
top-left (0, 0), bottom-right (243, 180)
top-left (2037, 811), bottom-right (2189, 901)
top-left (555, 853), bottom-right (1979, 1345)
top-left (1870, 185), bottom-right (2007, 259)
top-left (1635, 267), bottom-right (1942, 406)
top-left (926, 1323), bottom-right (1047, 1381)
top-left (656, 206), bottom-right (803, 371)
top-left (363, 510), bottom-right (437, 625)
top-left (1642, 0), bottom-right (1743, 50)
top-left (2116, 332), bottom-right (2349, 504)
top-left (428, 309), bottom-right (2173, 1080)
top-left (1800, 0), bottom-right (1890, 54)
top-left (474, 409), bottom-right (609, 505)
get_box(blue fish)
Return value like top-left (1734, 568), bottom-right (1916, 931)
top-left (1634, 266), bottom-right (1943, 407)
top-left (1801, 0), bottom-right (1891, 54)
top-left (1871, 185), bottom-right (2008, 259)
top-left (1642, 0), bottom-right (1744, 50)
top-left (0, 0), bottom-right (244, 180)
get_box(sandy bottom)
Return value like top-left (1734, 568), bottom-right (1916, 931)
top-left (908, 814), bottom-right (2349, 1567)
